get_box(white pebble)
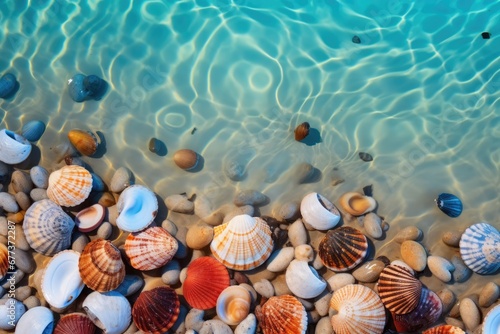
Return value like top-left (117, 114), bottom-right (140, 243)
top-left (30, 166), bottom-right (49, 189)
top-left (427, 256), bottom-right (454, 282)
top-left (267, 247), bottom-right (294, 272)
top-left (234, 313), bottom-right (256, 334)
top-left (315, 316), bottom-right (333, 334)
top-left (30, 188), bottom-right (48, 201)
top-left (459, 298), bottom-right (480, 331)
top-left (97, 221), bottom-right (113, 240)
top-left (23, 295), bottom-right (41, 309)
top-left (165, 194), bottom-right (194, 214)
top-left (394, 226), bottom-right (422, 243)
top-left (161, 219), bottom-right (178, 236)
top-left (479, 282), bottom-right (500, 308)
top-left (109, 167), bottom-right (132, 193)
top-left (288, 219), bottom-right (308, 246)
top-left (314, 292), bottom-right (332, 317)
top-left (294, 244), bottom-right (314, 262)
top-left (327, 273), bottom-right (355, 292)
top-left (161, 260), bottom-right (180, 285)
top-left (363, 212), bottom-right (383, 239)
top-left (254, 279), bottom-right (274, 298)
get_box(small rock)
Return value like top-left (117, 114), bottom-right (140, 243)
top-left (352, 35), bottom-right (361, 44)
top-left (400, 240), bottom-right (427, 271)
top-left (459, 298), bottom-right (481, 331)
top-left (444, 317), bottom-right (465, 330)
top-left (312, 252), bottom-right (324, 270)
top-left (288, 219), bottom-right (308, 246)
top-left (254, 279), bottom-right (274, 298)
top-left (308, 310), bottom-right (321, 324)
top-left (0, 217), bottom-right (7, 236)
top-left (271, 275), bottom-right (292, 296)
top-left (14, 224), bottom-right (30, 251)
top-left (173, 226), bottom-right (188, 259)
top-left (2, 270), bottom-right (25, 289)
top-left (267, 247), bottom-right (295, 272)
top-left (450, 254), bottom-right (472, 283)
top-left (199, 319), bottom-right (233, 334)
top-left (30, 188), bottom-right (48, 201)
top-left (234, 313), bottom-right (256, 334)
top-left (0, 298), bottom-right (25, 330)
top-left (161, 260), bottom-right (181, 285)
top-left (327, 273), bottom-right (355, 292)
top-left (428, 256), bottom-right (454, 282)
top-left (161, 219), bottom-right (178, 236)
top-left (292, 162), bottom-right (316, 184)
top-left (71, 232), bottom-right (90, 253)
top-left (479, 282), bottom-right (500, 308)
top-left (109, 167), bottom-right (132, 193)
top-left (233, 189), bottom-right (267, 206)
top-left (14, 286), bottom-right (32, 302)
top-left (358, 152), bottom-right (372, 161)
top-left (481, 32), bottom-right (491, 39)
top-left (294, 244), bottom-right (314, 262)
top-left (97, 221), bottom-right (113, 240)
top-left (112, 275), bottom-right (144, 297)
top-left (233, 272), bottom-right (250, 285)
top-left (165, 194), bottom-right (194, 214)
top-left (90, 173), bottom-right (106, 192)
top-left (277, 202), bottom-right (300, 221)
top-left (224, 160), bottom-right (245, 181)
top-left (185, 223), bottom-right (213, 250)
top-left (352, 260), bottom-right (385, 283)
top-left (442, 230), bottom-right (462, 247)
top-left (30, 166), bottom-right (49, 189)
top-left (22, 295), bottom-right (41, 309)
top-left (314, 291), bottom-right (332, 317)
top-left (315, 316), bottom-right (333, 334)
top-left (13, 249), bottom-right (36, 274)
top-left (395, 226), bottom-right (422, 243)
top-left (222, 205), bottom-right (254, 224)
top-left (363, 213), bottom-right (383, 239)
top-left (11, 170), bottom-right (33, 194)
top-left (0, 192), bottom-right (19, 213)
top-left (185, 309), bottom-right (205, 332)
top-left (14, 192), bottom-right (31, 211)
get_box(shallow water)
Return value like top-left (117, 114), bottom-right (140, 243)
top-left (0, 0), bottom-right (499, 332)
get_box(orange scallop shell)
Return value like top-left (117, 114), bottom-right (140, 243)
top-left (260, 295), bottom-right (307, 334)
top-left (183, 256), bottom-right (230, 310)
top-left (294, 122), bottom-right (310, 141)
top-left (47, 165), bottom-right (93, 207)
top-left (318, 226), bottom-right (368, 272)
top-left (377, 264), bottom-right (422, 315)
top-left (0, 244), bottom-right (8, 280)
top-left (68, 129), bottom-right (98, 156)
top-left (54, 313), bottom-right (96, 334)
top-left (423, 325), bottom-right (466, 334)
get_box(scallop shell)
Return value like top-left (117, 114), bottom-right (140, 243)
top-left (435, 193), bottom-right (462, 217)
top-left (68, 129), bottom-right (98, 156)
top-left (210, 214), bottom-right (273, 271)
top-left (260, 295), bottom-right (307, 334)
top-left (377, 264), bottom-right (423, 314)
top-left (459, 222), bottom-right (500, 275)
top-left (132, 286), bottom-right (180, 334)
top-left (82, 291), bottom-right (131, 334)
top-left (76, 203), bottom-right (105, 232)
top-left (0, 243), bottom-right (8, 280)
top-left (330, 284), bottom-right (386, 334)
top-left (300, 192), bottom-right (341, 230)
top-left (423, 325), bottom-right (466, 334)
top-left (183, 256), bottom-right (230, 310)
top-left (483, 304), bottom-right (500, 334)
top-left (318, 226), bottom-right (368, 272)
top-left (338, 192), bottom-right (377, 216)
top-left (78, 239), bottom-right (126, 292)
top-left (216, 285), bottom-right (252, 326)
top-left (286, 259), bottom-right (327, 299)
top-left (15, 306), bottom-right (55, 334)
top-left (54, 313), bottom-right (96, 334)
top-left (23, 199), bottom-right (75, 256)
top-left (21, 120), bottom-right (46, 142)
top-left (124, 226), bottom-right (178, 271)
top-left (294, 122), bottom-right (310, 141)
top-left (0, 129), bottom-right (32, 164)
top-left (116, 185), bottom-right (158, 232)
top-left (47, 165), bottom-right (93, 207)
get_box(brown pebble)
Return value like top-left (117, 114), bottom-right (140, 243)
top-left (437, 288), bottom-right (456, 316)
top-left (233, 272), bottom-right (250, 285)
top-left (352, 260), bottom-right (385, 283)
top-left (442, 230), bottom-right (462, 247)
top-left (7, 210), bottom-right (25, 224)
top-left (400, 240), bottom-right (427, 271)
top-left (395, 226), bottom-right (422, 243)
top-left (294, 122), bottom-right (310, 141)
top-left (97, 192), bottom-right (116, 207)
top-left (173, 149), bottom-right (199, 170)
top-left (14, 192), bottom-right (31, 211)
top-left (479, 282), bottom-right (500, 308)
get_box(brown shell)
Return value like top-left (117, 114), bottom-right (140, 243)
top-left (0, 244), bottom-right (8, 280)
top-left (318, 226), bottom-right (368, 272)
top-left (377, 264), bottom-right (422, 315)
top-left (260, 295), bottom-right (307, 334)
top-left (422, 325), bottom-right (466, 334)
top-left (173, 149), bottom-right (199, 170)
top-left (78, 239), bottom-right (126, 292)
top-left (75, 204), bottom-right (105, 232)
top-left (132, 286), bottom-right (180, 334)
top-left (68, 129), bottom-right (98, 156)
top-left (54, 313), bottom-right (96, 334)
top-left (294, 122), bottom-right (310, 141)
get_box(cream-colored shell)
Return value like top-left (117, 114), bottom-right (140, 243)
top-left (216, 286), bottom-right (252, 326)
top-left (116, 185), bottom-right (158, 232)
top-left (0, 129), bottom-right (32, 164)
top-left (47, 165), bottom-right (93, 207)
top-left (338, 192), bottom-right (377, 216)
top-left (300, 192), bottom-right (340, 230)
top-left (285, 259), bottom-right (326, 299)
top-left (82, 291), bottom-right (131, 334)
top-left (14, 306), bottom-right (54, 334)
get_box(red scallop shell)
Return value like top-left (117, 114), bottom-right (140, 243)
top-left (183, 256), bottom-right (230, 310)
top-left (423, 325), bottom-right (466, 334)
top-left (54, 313), bottom-right (96, 334)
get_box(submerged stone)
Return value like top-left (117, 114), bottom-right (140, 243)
top-left (352, 35), bottom-right (361, 44)
top-left (0, 73), bottom-right (18, 98)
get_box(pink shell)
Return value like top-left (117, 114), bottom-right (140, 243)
top-left (47, 165), bottom-right (93, 207)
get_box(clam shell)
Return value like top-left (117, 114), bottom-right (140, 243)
top-left (216, 285), bottom-right (252, 326)
top-left (54, 313), bottom-right (96, 334)
top-left (260, 295), bottom-right (307, 334)
top-left (285, 259), bottom-right (327, 299)
top-left (78, 239), bottom-right (126, 292)
top-left (330, 284), bottom-right (386, 334)
top-left (183, 256), bottom-right (230, 310)
top-left (173, 149), bottom-right (199, 170)
top-left (23, 199), bottom-right (75, 256)
top-left (76, 204), bottom-right (105, 232)
top-left (21, 120), bottom-right (46, 142)
top-left (0, 129), bottom-right (32, 164)
top-left (435, 193), bottom-right (462, 217)
top-left (423, 325), bottom-right (466, 334)
top-left (0, 244), bottom-right (8, 280)
top-left (300, 192), bottom-right (340, 230)
top-left (210, 214), bottom-right (273, 271)
top-left (318, 226), bottom-right (368, 272)
top-left (459, 222), bottom-right (500, 275)
top-left (116, 185), bottom-right (158, 232)
top-left (47, 165), bottom-right (93, 207)
top-left (68, 129), bottom-right (98, 156)
top-left (82, 291), bottom-right (131, 334)
top-left (377, 264), bottom-right (423, 314)
top-left (15, 306), bottom-right (54, 334)
top-left (483, 304), bottom-right (500, 334)
top-left (338, 192), bottom-right (377, 216)
top-left (294, 122), bottom-right (310, 141)
top-left (132, 286), bottom-right (180, 334)
top-left (124, 226), bottom-right (178, 271)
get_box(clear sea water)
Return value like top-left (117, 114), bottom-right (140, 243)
top-left (0, 0), bottom-right (499, 332)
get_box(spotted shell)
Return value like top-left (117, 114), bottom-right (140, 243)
top-left (0, 244), bottom-right (8, 280)
top-left (132, 286), bottom-right (180, 334)
top-left (78, 239), bottom-right (126, 292)
top-left (124, 226), bottom-right (178, 271)
top-left (183, 256), bottom-right (230, 310)
top-left (47, 165), bottom-right (93, 207)
top-left (116, 185), bottom-right (158, 232)
top-left (422, 325), bottom-right (466, 334)
top-left (210, 214), bottom-right (273, 271)
top-left (377, 264), bottom-right (422, 314)
top-left (23, 199), bottom-right (75, 256)
top-left (300, 192), bottom-right (341, 230)
top-left (330, 284), bottom-right (386, 334)
top-left (260, 295), bottom-right (307, 334)
top-left (54, 313), bottom-right (97, 334)
top-left (459, 222), bottom-right (500, 275)
top-left (216, 285), bottom-right (252, 326)
top-left (318, 226), bottom-right (368, 272)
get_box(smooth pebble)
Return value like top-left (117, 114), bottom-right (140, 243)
top-left (222, 205), bottom-right (254, 224)
top-left (267, 247), bottom-right (295, 272)
top-left (165, 194), bottom-right (194, 214)
top-left (315, 316), bottom-right (333, 334)
top-left (14, 286), bottom-right (32, 302)
top-left (479, 282), bottom-right (500, 308)
top-left (14, 192), bottom-right (31, 211)
top-left (327, 273), bottom-right (355, 292)
top-left (394, 226), bottom-right (422, 243)
top-left (109, 167), bottom-right (132, 193)
top-left (271, 275), bottom-right (292, 296)
top-left (234, 313), bottom-right (256, 334)
top-left (90, 173), bottom-right (106, 192)
top-left (314, 291), bottom-right (332, 317)
top-left (428, 256), bottom-right (454, 282)
top-left (11, 170), bottom-right (33, 194)
top-left (0, 217), bottom-right (7, 236)
top-left (442, 230), bottom-right (462, 247)
top-left (277, 202), bottom-right (300, 222)
top-left (71, 232), bottom-right (90, 253)
top-left (97, 221), bottom-right (113, 240)
top-left (161, 219), bottom-right (178, 236)
top-left (30, 166), bottom-right (49, 189)
top-left (185, 223), bottom-right (213, 249)
top-left (0, 193), bottom-right (19, 213)
top-left (224, 160), bottom-right (245, 181)
top-left (312, 252), bottom-right (324, 270)
top-left (352, 259), bottom-right (385, 283)
top-left (400, 240), bottom-right (427, 271)
top-left (294, 244), bottom-right (314, 262)
top-left (23, 295), bottom-right (41, 309)
top-left (0, 298), bottom-right (25, 330)
top-left (161, 260), bottom-right (180, 285)
top-left (459, 298), bottom-right (481, 331)
top-left (185, 308), bottom-right (204, 332)
top-left (173, 226), bottom-right (188, 259)
top-left (112, 275), bottom-right (144, 297)
top-left (13, 249), bottom-right (36, 274)
top-left (363, 212), bottom-right (383, 239)
top-left (30, 188), bottom-right (48, 201)
top-left (14, 224), bottom-right (30, 251)
top-left (451, 254), bottom-right (472, 283)
top-left (254, 279), bottom-right (274, 298)
top-left (199, 319), bottom-right (232, 334)
top-left (288, 219), bottom-right (308, 246)
top-left (444, 317), bottom-right (465, 330)
top-left (233, 189), bottom-right (267, 206)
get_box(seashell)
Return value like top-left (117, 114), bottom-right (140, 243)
top-left (210, 214), bottom-right (273, 271)
top-left (330, 284), bottom-right (386, 334)
top-left (423, 325), bottom-right (466, 334)
top-left (216, 285), bottom-right (252, 326)
top-left (15, 306), bottom-right (55, 334)
top-left (173, 148), bottom-right (199, 170)
top-left (294, 122), bottom-right (310, 141)
top-left (377, 264), bottom-right (422, 314)
top-left (0, 129), bottom-right (32, 164)
top-left (300, 192), bottom-right (341, 230)
top-left (78, 239), bottom-right (126, 292)
top-left (30, 165), bottom-right (49, 188)
top-left (47, 165), bottom-right (93, 207)
top-left (0, 244), bottom-right (8, 281)
top-left (132, 286), bottom-right (180, 333)
top-left (318, 226), bottom-right (368, 272)
top-left (0, 73), bottom-right (17, 98)
top-left (67, 129), bottom-right (98, 156)
top-left (21, 120), bottom-right (46, 142)
top-left (183, 256), bottom-right (230, 310)
top-left (116, 185), bottom-right (158, 232)
top-left (285, 259), bottom-right (327, 299)
top-left (23, 199), bottom-right (75, 256)
top-left (82, 291), bottom-right (131, 334)
top-left (392, 287), bottom-right (442, 333)
top-left (338, 192), bottom-right (377, 216)
top-left (41, 250), bottom-right (85, 309)
top-left (459, 222), bottom-right (500, 275)
top-left (54, 313), bottom-right (96, 334)
top-left (76, 204), bottom-right (106, 232)
top-left (483, 304), bottom-right (500, 334)
top-left (260, 294), bottom-right (307, 334)
top-left (435, 193), bottom-right (462, 217)
top-left (124, 226), bottom-right (178, 271)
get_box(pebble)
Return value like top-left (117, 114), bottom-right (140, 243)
top-left (444, 317), bottom-right (465, 330)
top-left (222, 205), bottom-right (254, 224)
top-left (161, 260), bottom-right (181, 285)
top-left (161, 219), bottom-right (178, 236)
top-left (394, 226), bottom-right (422, 243)
top-left (267, 247), bottom-right (295, 272)
top-left (185, 309), bottom-right (204, 332)
top-left (400, 240), bottom-right (427, 271)
top-left (112, 275), bottom-right (144, 297)
top-left (14, 224), bottom-right (30, 251)
top-left (294, 244), bottom-right (314, 262)
top-left (427, 255), bottom-right (454, 282)
top-left (0, 192), bottom-right (19, 213)
top-left (0, 217), bottom-right (7, 236)
top-left (298, 297), bottom-right (315, 311)
top-left (173, 226), bottom-right (188, 259)
top-left (254, 279), bottom-right (275, 298)
top-left (271, 275), bottom-right (292, 296)
top-left (292, 162), bottom-right (315, 184)
top-left (479, 282), bottom-right (500, 308)
top-left (233, 272), bottom-right (250, 285)
top-left (363, 212), bottom-right (383, 239)
top-left (234, 313), bottom-right (256, 334)
top-left (327, 273), bottom-right (355, 292)
top-left (312, 252), bottom-right (324, 270)
top-left (14, 286), bottom-right (32, 302)
top-left (90, 173), bottom-right (106, 192)
top-left (97, 221), bottom-right (113, 240)
top-left (0, 162), bottom-right (9, 180)
top-left (239, 283), bottom-right (258, 303)
top-left (0, 298), bottom-right (25, 330)
top-left (442, 230), bottom-right (462, 247)
top-left (97, 192), bottom-right (116, 207)
top-left (233, 189), bottom-right (267, 206)
top-left (109, 167), bottom-right (132, 193)
top-left (11, 170), bottom-right (33, 194)
top-left (450, 254), bottom-right (472, 283)
top-left (352, 259), bottom-right (385, 283)
top-left (30, 188), bottom-right (48, 201)
top-left (314, 291), bottom-right (332, 317)
top-left (2, 270), bottom-right (24, 289)
top-left (14, 192), bottom-right (31, 211)
top-left (71, 232), bottom-right (90, 253)
top-left (437, 288), bottom-right (456, 315)
top-left (30, 166), bottom-right (49, 189)
top-left (185, 223), bottom-right (213, 249)
top-left (277, 202), bottom-right (300, 222)
top-left (165, 194), bottom-right (194, 214)
top-left (22, 295), bottom-right (41, 309)
top-left (459, 298), bottom-right (481, 331)
top-left (288, 219), bottom-right (308, 246)
top-left (7, 211), bottom-right (24, 224)
top-left (199, 319), bottom-right (232, 334)
top-left (307, 310), bottom-right (321, 324)
top-left (315, 316), bottom-right (333, 334)
top-left (224, 160), bottom-right (245, 181)
top-left (194, 195), bottom-right (223, 226)
top-left (170, 305), bottom-right (188, 334)
top-left (13, 249), bottom-right (36, 274)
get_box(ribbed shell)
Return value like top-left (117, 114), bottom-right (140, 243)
top-left (54, 313), bottom-right (96, 334)
top-left (377, 264), bottom-right (422, 314)
top-left (318, 226), bottom-right (368, 272)
top-left (459, 222), bottom-right (500, 275)
top-left (0, 244), bottom-right (8, 280)
top-left (422, 325), bottom-right (466, 334)
top-left (23, 199), bottom-right (75, 256)
top-left (330, 284), bottom-right (386, 334)
top-left (435, 193), bottom-right (462, 218)
top-left (183, 256), bottom-right (230, 310)
top-left (124, 226), bottom-right (178, 271)
top-left (132, 286), bottom-right (180, 334)
top-left (210, 214), bottom-right (273, 271)
top-left (260, 295), bottom-right (307, 334)
top-left (78, 239), bottom-right (126, 292)
top-left (47, 165), bottom-right (93, 207)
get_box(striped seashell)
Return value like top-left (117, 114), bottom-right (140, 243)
top-left (21, 120), bottom-right (46, 142)
top-left (54, 313), bottom-right (97, 334)
top-left (79, 239), bottom-right (126, 292)
top-left (116, 185), bottom-right (158, 232)
top-left (0, 244), bottom-right (8, 280)
top-left (210, 214), bottom-right (273, 271)
top-left (300, 192), bottom-right (341, 230)
top-left (377, 264), bottom-right (422, 314)
top-left (124, 226), bottom-right (178, 271)
top-left (459, 222), bottom-right (500, 275)
top-left (435, 193), bottom-right (462, 218)
top-left (423, 325), bottom-right (466, 334)
top-left (330, 284), bottom-right (386, 334)
top-left (47, 165), bottom-right (93, 207)
top-left (260, 295), bottom-right (307, 334)
top-left (318, 226), bottom-right (368, 272)
top-left (23, 199), bottom-right (75, 256)
top-left (183, 256), bottom-right (230, 310)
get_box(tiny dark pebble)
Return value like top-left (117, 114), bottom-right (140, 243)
top-left (359, 152), bottom-right (373, 162)
top-left (352, 35), bottom-right (361, 44)
top-left (363, 184), bottom-right (373, 196)
top-left (481, 32), bottom-right (491, 39)
top-left (376, 255), bottom-right (391, 266)
top-left (191, 127), bottom-right (197, 135)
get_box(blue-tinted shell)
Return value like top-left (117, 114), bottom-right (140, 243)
top-left (459, 223), bottom-right (500, 275)
top-left (21, 120), bottom-right (46, 142)
top-left (435, 193), bottom-right (462, 217)
top-left (0, 73), bottom-right (17, 98)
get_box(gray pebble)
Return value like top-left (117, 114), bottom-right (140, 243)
top-left (11, 170), bottom-right (33, 194)
top-left (0, 192), bottom-right (19, 213)
top-left (222, 205), bottom-right (254, 224)
top-left (165, 194), bottom-right (194, 214)
top-left (224, 160), bottom-right (245, 181)
top-left (277, 202), bottom-right (300, 222)
top-left (2, 270), bottom-right (24, 289)
top-left (327, 273), bottom-right (355, 292)
top-left (427, 256), bottom-right (454, 283)
top-left (0, 298), bottom-right (25, 330)
top-left (14, 192), bottom-right (31, 211)
top-left (30, 166), bottom-right (49, 189)
top-left (288, 219), bottom-right (308, 246)
top-left (292, 162), bottom-right (315, 184)
top-left (451, 254), bottom-right (472, 283)
top-left (459, 298), bottom-right (480, 331)
top-left (71, 232), bottom-right (90, 253)
top-left (161, 260), bottom-right (181, 285)
top-left (0, 162), bottom-right (10, 181)
top-left (112, 275), bottom-right (144, 297)
top-left (30, 188), bottom-right (48, 201)
top-left (199, 320), bottom-right (232, 334)
top-left (234, 313), bottom-right (256, 334)
top-left (13, 249), bottom-right (36, 274)
top-left (233, 189), bottom-right (267, 206)
top-left (97, 221), bottom-right (113, 240)
top-left (173, 226), bottom-right (188, 259)
top-left (14, 286), bottom-right (32, 302)
top-left (363, 213), bottom-right (383, 239)
top-left (352, 260), bottom-right (385, 283)
top-left (109, 167), bottom-right (132, 193)
top-left (22, 295), bottom-right (41, 309)
top-left (161, 219), bottom-right (178, 237)
top-left (315, 316), bottom-right (333, 334)
top-left (437, 288), bottom-right (456, 315)
top-left (394, 226), bottom-right (422, 243)
top-left (442, 230), bottom-right (462, 247)
top-left (314, 291), bottom-right (332, 317)
top-left (267, 247), bottom-right (294, 273)
top-left (0, 217), bottom-right (7, 236)
top-left (254, 279), bottom-right (274, 298)
top-left (185, 308), bottom-right (204, 332)
top-left (479, 282), bottom-right (500, 308)
top-left (14, 224), bottom-right (30, 251)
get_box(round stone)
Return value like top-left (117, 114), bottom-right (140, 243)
top-left (479, 282), bottom-right (500, 308)
top-left (352, 259), bottom-right (385, 283)
top-left (442, 230), bottom-right (462, 247)
top-left (459, 298), bottom-right (480, 331)
top-left (400, 240), bottom-right (427, 271)
top-left (427, 255), bottom-right (454, 282)
top-left (185, 223), bottom-right (213, 250)
top-left (395, 226), bottom-right (422, 243)
top-left (267, 247), bottom-right (295, 273)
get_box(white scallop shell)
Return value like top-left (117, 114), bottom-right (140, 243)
top-left (82, 291), bottom-right (131, 334)
top-left (15, 306), bottom-right (54, 334)
top-left (216, 285), bottom-right (252, 326)
top-left (459, 222), bottom-right (500, 275)
top-left (483, 304), bottom-right (500, 334)
top-left (116, 185), bottom-right (158, 232)
top-left (285, 259), bottom-right (327, 299)
top-left (300, 192), bottom-right (340, 230)
top-left (0, 129), bottom-right (32, 164)
top-left (47, 165), bottom-right (93, 207)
